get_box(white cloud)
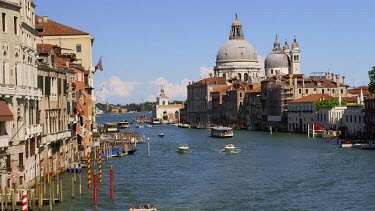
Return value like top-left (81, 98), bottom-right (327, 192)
top-left (149, 77), bottom-right (190, 102)
top-left (95, 75), bottom-right (142, 103)
top-left (199, 66), bottom-right (214, 79)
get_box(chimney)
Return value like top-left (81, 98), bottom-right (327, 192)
top-left (342, 76), bottom-right (345, 85)
top-left (289, 74), bottom-right (293, 85)
top-left (325, 72), bottom-right (329, 79)
top-left (336, 74), bottom-right (340, 87)
top-left (331, 73), bottom-right (334, 81)
top-left (43, 16), bottom-right (48, 23)
top-left (302, 75), bottom-right (305, 88)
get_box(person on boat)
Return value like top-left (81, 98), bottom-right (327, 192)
top-left (129, 205), bottom-right (136, 211)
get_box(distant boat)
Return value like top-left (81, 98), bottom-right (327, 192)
top-left (95, 108), bottom-right (104, 115)
top-left (103, 123), bottom-right (119, 133)
top-left (210, 126), bottom-right (234, 138)
top-left (224, 143), bottom-right (236, 153)
top-left (152, 118), bottom-right (161, 124)
top-left (67, 162), bottom-right (82, 173)
top-left (118, 120), bottom-right (130, 129)
top-left (158, 133), bottom-right (164, 137)
top-left (112, 113), bottom-right (120, 116)
top-left (177, 144), bottom-right (189, 153)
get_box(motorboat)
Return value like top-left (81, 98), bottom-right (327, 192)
top-left (177, 144), bottom-right (189, 153)
top-left (210, 126), bottom-right (234, 138)
top-left (118, 121), bottom-right (130, 129)
top-left (158, 133), bottom-right (164, 137)
top-left (340, 140), bottom-right (353, 148)
top-left (136, 123), bottom-right (144, 128)
top-left (224, 143), bottom-right (236, 153)
top-left (67, 162), bottom-right (82, 173)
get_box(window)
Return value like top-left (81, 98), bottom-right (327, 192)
top-left (76, 44), bottom-right (82, 52)
top-left (305, 89), bottom-right (308, 94)
top-left (2, 13), bottom-right (6, 32)
top-left (19, 153), bottom-right (23, 167)
top-left (299, 89), bottom-right (301, 94)
top-left (14, 16), bottom-right (18, 35)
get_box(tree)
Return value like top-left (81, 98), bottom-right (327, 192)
top-left (368, 66), bottom-right (375, 93)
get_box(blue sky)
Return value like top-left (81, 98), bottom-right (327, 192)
top-left (34, 0), bottom-right (375, 105)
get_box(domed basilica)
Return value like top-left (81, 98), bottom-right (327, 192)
top-left (214, 14), bottom-right (261, 83)
top-left (214, 15), bottom-right (301, 82)
top-left (265, 35), bottom-right (300, 77)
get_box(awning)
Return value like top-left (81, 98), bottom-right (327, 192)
top-left (0, 100), bottom-right (14, 121)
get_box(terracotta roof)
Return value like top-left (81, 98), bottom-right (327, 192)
top-left (249, 87), bottom-right (261, 93)
top-left (342, 96), bottom-right (357, 103)
top-left (347, 86), bottom-right (369, 95)
top-left (35, 15), bottom-right (89, 36)
top-left (290, 94), bottom-right (333, 103)
top-left (212, 86), bottom-right (230, 93)
top-left (37, 44), bottom-right (56, 53)
top-left (189, 77), bottom-right (227, 86)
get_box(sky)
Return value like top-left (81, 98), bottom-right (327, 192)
top-left (33, 0), bottom-right (375, 105)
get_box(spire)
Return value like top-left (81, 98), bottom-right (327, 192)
top-left (273, 34), bottom-right (280, 50)
top-left (229, 14), bottom-right (244, 40)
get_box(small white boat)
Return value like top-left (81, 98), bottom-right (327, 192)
top-left (177, 144), bottom-right (189, 153)
top-left (224, 143), bottom-right (236, 153)
top-left (158, 133), bottom-right (164, 137)
top-left (210, 126), bottom-right (234, 138)
top-left (340, 140), bottom-right (353, 148)
top-left (147, 124), bottom-right (153, 128)
top-left (136, 123), bottom-right (144, 128)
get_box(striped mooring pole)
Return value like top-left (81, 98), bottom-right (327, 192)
top-left (87, 151), bottom-right (91, 187)
top-left (22, 190), bottom-right (28, 211)
top-left (99, 149), bottom-right (102, 183)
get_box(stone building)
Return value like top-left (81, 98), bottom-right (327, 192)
top-left (244, 83), bottom-right (262, 130)
top-left (184, 77), bottom-right (228, 124)
top-left (35, 15), bottom-right (95, 155)
top-left (36, 44), bottom-right (73, 176)
top-left (364, 96), bottom-right (375, 141)
top-left (214, 15), bottom-right (262, 83)
top-left (152, 87), bottom-right (184, 123)
top-left (0, 0), bottom-right (43, 189)
top-left (261, 72), bottom-right (349, 131)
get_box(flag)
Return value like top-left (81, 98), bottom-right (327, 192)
top-left (95, 57), bottom-right (103, 71)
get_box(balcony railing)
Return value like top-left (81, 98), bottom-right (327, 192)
top-left (25, 124), bottom-right (43, 139)
top-left (45, 130), bottom-right (71, 144)
top-left (0, 84), bottom-right (42, 99)
top-left (0, 135), bottom-right (11, 148)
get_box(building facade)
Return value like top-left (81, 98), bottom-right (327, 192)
top-left (152, 87), bottom-right (184, 123)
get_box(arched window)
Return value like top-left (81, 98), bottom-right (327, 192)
top-left (237, 73), bottom-right (241, 80)
top-left (244, 73), bottom-right (248, 81)
top-left (163, 111), bottom-right (168, 120)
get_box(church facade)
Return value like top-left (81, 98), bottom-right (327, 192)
top-left (152, 88), bottom-right (184, 123)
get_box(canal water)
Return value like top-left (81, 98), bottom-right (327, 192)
top-left (49, 113), bottom-right (375, 210)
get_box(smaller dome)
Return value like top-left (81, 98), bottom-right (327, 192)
top-left (265, 50), bottom-right (289, 68)
top-left (292, 38), bottom-right (299, 48)
top-left (283, 41), bottom-right (290, 51)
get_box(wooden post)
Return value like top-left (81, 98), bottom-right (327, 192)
top-left (307, 124), bottom-right (310, 137)
top-left (110, 166), bottom-right (114, 199)
top-left (79, 174), bottom-right (82, 195)
top-left (43, 175), bottom-right (46, 196)
top-left (71, 177), bottom-right (74, 199)
top-left (49, 179), bottom-right (52, 210)
top-left (1, 187), bottom-right (4, 211)
top-left (93, 171), bottom-right (97, 207)
top-left (11, 189), bottom-right (14, 211)
top-left (39, 183), bottom-right (43, 208)
top-left (73, 164), bottom-right (76, 182)
top-left (32, 189), bottom-right (35, 210)
top-left (270, 126), bottom-right (272, 135)
top-left (147, 138), bottom-right (150, 158)
top-left (52, 181), bottom-right (55, 205)
top-left (99, 149), bottom-right (102, 183)
top-left (56, 173), bottom-right (59, 196)
top-left (88, 151), bottom-right (91, 187)
top-left (312, 124), bottom-right (315, 138)
top-left (60, 180), bottom-right (63, 203)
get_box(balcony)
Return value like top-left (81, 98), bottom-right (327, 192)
top-left (0, 84), bottom-right (42, 99)
top-left (0, 135), bottom-right (11, 148)
top-left (45, 130), bottom-right (71, 144)
top-left (24, 124), bottom-right (43, 139)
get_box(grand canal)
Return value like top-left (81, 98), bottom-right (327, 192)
top-left (49, 113), bottom-right (375, 211)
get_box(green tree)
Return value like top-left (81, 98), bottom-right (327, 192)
top-left (368, 66), bottom-right (375, 93)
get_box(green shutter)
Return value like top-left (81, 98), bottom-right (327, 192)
top-left (58, 78), bottom-right (62, 95)
top-left (63, 79), bottom-right (67, 94)
top-left (67, 102), bottom-right (71, 114)
top-left (45, 76), bottom-right (51, 96)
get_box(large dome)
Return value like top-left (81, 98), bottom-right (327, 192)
top-left (216, 39), bottom-right (258, 63)
top-left (265, 50), bottom-right (289, 68)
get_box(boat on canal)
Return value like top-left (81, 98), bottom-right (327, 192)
top-left (340, 140), bottom-right (353, 148)
top-left (210, 126), bottom-right (234, 138)
top-left (177, 144), bottom-right (189, 153)
top-left (224, 143), bottom-right (236, 153)
top-left (67, 162), bottom-right (82, 173)
top-left (117, 120), bottom-right (130, 129)
top-left (158, 133), bottom-right (164, 137)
